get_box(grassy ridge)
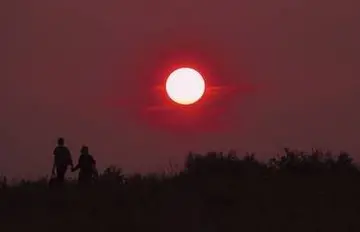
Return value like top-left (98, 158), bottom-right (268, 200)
top-left (1, 148), bottom-right (360, 231)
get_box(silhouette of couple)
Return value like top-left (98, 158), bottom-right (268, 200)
top-left (51, 137), bottom-right (97, 186)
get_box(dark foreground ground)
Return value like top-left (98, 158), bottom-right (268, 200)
top-left (1, 150), bottom-right (360, 232)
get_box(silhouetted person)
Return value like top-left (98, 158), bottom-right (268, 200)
top-left (52, 137), bottom-right (73, 185)
top-left (72, 146), bottom-right (97, 185)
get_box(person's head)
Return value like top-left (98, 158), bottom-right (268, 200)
top-left (81, 146), bottom-right (89, 155)
top-left (57, 137), bottom-right (64, 146)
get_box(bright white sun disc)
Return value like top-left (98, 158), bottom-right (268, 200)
top-left (166, 68), bottom-right (205, 105)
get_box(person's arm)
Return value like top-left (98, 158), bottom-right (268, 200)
top-left (91, 157), bottom-right (98, 177)
top-left (52, 148), bottom-right (57, 176)
top-left (52, 160), bottom-right (56, 176)
top-left (66, 148), bottom-right (74, 168)
top-left (72, 164), bottom-right (79, 172)
top-left (72, 163), bottom-right (79, 172)
top-left (72, 155), bottom-right (82, 172)
top-left (91, 157), bottom-right (97, 170)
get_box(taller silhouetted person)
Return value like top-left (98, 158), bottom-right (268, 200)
top-left (52, 137), bottom-right (73, 185)
top-left (72, 146), bottom-right (97, 185)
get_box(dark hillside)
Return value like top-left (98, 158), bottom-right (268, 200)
top-left (1, 149), bottom-right (359, 232)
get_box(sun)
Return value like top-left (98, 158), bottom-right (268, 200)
top-left (165, 67), bottom-right (206, 105)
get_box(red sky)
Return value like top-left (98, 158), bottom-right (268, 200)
top-left (1, 0), bottom-right (360, 179)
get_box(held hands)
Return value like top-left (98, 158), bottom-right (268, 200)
top-left (71, 166), bottom-right (77, 172)
top-left (70, 164), bottom-right (75, 172)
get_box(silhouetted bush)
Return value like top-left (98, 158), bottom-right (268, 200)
top-left (0, 175), bottom-right (6, 189)
top-left (98, 165), bottom-right (125, 185)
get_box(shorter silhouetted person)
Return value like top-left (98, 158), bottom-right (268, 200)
top-left (72, 146), bottom-right (97, 185)
top-left (52, 137), bottom-right (73, 185)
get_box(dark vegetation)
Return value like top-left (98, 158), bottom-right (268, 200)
top-left (1, 148), bottom-right (360, 231)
